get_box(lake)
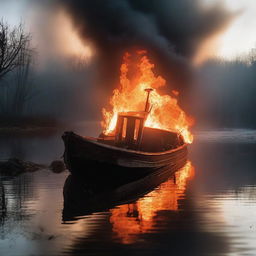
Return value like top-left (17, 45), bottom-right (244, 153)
top-left (0, 126), bottom-right (256, 256)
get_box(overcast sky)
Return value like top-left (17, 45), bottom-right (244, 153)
top-left (202, 0), bottom-right (256, 59)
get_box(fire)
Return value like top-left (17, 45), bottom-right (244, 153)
top-left (102, 52), bottom-right (194, 144)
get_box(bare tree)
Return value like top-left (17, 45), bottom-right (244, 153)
top-left (11, 40), bottom-right (35, 117)
top-left (0, 21), bottom-right (36, 122)
top-left (0, 20), bottom-right (31, 81)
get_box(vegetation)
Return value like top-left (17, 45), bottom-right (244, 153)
top-left (0, 21), bottom-right (31, 80)
top-left (0, 20), bottom-right (40, 128)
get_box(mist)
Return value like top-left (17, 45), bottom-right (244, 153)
top-left (193, 56), bottom-right (256, 129)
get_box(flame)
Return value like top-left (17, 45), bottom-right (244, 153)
top-left (110, 161), bottom-right (195, 244)
top-left (102, 52), bottom-right (194, 144)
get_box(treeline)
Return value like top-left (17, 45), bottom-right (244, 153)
top-left (194, 52), bottom-right (256, 129)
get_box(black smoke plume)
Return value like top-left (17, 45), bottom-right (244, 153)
top-left (60, 0), bottom-right (234, 91)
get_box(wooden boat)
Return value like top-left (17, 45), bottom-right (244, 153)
top-left (62, 89), bottom-right (188, 177)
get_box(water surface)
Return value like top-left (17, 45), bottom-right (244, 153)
top-left (0, 128), bottom-right (256, 256)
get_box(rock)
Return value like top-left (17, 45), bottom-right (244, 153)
top-left (49, 160), bottom-right (66, 173)
top-left (0, 158), bottom-right (66, 176)
top-left (0, 158), bottom-right (45, 176)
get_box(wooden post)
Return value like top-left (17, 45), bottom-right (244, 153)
top-left (144, 88), bottom-right (153, 112)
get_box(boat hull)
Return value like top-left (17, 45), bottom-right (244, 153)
top-left (62, 131), bottom-right (188, 179)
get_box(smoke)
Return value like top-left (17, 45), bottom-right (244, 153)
top-left (59, 0), bottom-right (235, 91)
top-left (1, 0), bottom-right (237, 122)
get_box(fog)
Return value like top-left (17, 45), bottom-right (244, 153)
top-left (193, 57), bottom-right (256, 129)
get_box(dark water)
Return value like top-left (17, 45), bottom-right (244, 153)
top-left (0, 126), bottom-right (256, 256)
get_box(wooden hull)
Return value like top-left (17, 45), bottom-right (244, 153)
top-left (62, 130), bottom-right (188, 179)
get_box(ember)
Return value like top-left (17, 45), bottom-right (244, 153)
top-left (102, 52), bottom-right (194, 144)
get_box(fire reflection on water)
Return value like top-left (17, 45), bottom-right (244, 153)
top-left (110, 161), bottom-right (195, 244)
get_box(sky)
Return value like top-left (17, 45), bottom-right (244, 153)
top-left (0, 0), bottom-right (93, 67)
top-left (202, 0), bottom-right (256, 59)
top-left (0, 0), bottom-right (26, 26)
top-left (0, 0), bottom-right (256, 62)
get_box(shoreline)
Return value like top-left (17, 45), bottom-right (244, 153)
top-left (0, 126), bottom-right (61, 136)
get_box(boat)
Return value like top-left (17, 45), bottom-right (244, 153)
top-left (62, 88), bottom-right (188, 177)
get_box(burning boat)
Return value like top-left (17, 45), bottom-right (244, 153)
top-left (62, 52), bottom-right (193, 177)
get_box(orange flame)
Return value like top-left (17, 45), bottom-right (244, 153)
top-left (110, 161), bottom-right (195, 244)
top-left (102, 52), bottom-right (194, 144)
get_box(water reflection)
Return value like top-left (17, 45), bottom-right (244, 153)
top-left (0, 181), bottom-right (7, 225)
top-left (110, 162), bottom-right (194, 244)
top-left (62, 162), bottom-right (192, 221)
top-left (0, 170), bottom-right (70, 256)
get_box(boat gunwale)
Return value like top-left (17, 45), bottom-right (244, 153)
top-left (66, 132), bottom-right (188, 156)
